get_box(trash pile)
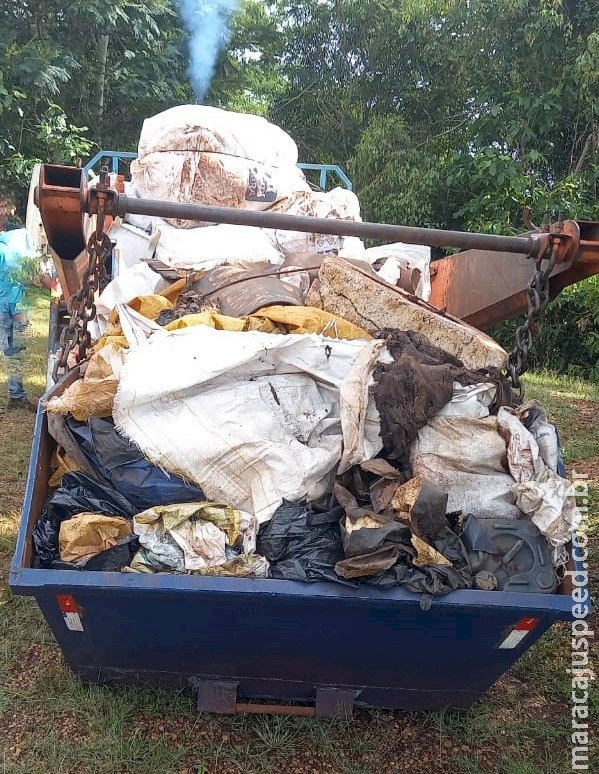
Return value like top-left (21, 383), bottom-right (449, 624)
top-left (34, 106), bottom-right (580, 599)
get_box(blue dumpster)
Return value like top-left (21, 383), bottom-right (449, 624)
top-left (10, 402), bottom-right (585, 714)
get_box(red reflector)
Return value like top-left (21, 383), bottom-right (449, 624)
top-left (514, 617), bottom-right (539, 631)
top-left (57, 594), bottom-right (79, 613)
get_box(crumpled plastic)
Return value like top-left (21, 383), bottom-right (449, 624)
top-left (45, 343), bottom-right (125, 420)
top-left (159, 305), bottom-right (370, 342)
top-left (127, 294), bottom-right (174, 320)
top-left (333, 476), bottom-right (471, 596)
top-left (517, 400), bottom-right (563, 475)
top-left (259, 481), bottom-right (473, 597)
top-left (66, 416), bottom-right (205, 512)
top-left (257, 501), bottom-right (345, 583)
top-left (51, 534), bottom-right (140, 572)
top-left (497, 406), bottom-right (581, 547)
top-left (132, 502), bottom-right (259, 571)
top-left (513, 469), bottom-right (581, 548)
top-left (59, 512), bottom-right (133, 564)
top-left (250, 306), bottom-right (370, 340)
top-left (128, 549), bottom-right (269, 578)
top-left (32, 472), bottom-right (136, 567)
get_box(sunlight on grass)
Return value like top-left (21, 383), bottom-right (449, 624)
top-left (524, 370), bottom-right (599, 403)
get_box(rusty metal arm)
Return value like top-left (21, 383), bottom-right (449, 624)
top-left (108, 192), bottom-right (543, 256)
top-left (36, 163), bottom-right (598, 328)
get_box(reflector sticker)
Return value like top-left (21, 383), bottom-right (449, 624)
top-left (499, 629), bottom-right (528, 649)
top-left (498, 617), bottom-right (540, 649)
top-left (63, 611), bottom-right (84, 632)
top-left (57, 594), bottom-right (84, 632)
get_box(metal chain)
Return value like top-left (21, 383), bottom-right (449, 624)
top-left (507, 242), bottom-right (558, 396)
top-left (52, 232), bottom-right (112, 382)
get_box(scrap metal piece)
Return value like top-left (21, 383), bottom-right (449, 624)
top-left (191, 264), bottom-right (305, 316)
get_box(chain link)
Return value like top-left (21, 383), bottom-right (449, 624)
top-left (507, 243), bottom-right (558, 397)
top-left (52, 232), bottom-right (112, 383)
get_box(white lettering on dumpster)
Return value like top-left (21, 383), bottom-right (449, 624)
top-left (567, 471), bottom-right (594, 771)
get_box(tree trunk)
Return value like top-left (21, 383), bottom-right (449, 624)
top-left (94, 33), bottom-right (110, 146)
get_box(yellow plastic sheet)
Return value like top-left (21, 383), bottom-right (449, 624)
top-left (163, 306), bottom-right (369, 340)
top-left (127, 294), bottom-right (174, 320)
top-left (251, 305), bottom-right (370, 340)
top-left (159, 276), bottom-right (191, 303)
top-left (165, 310), bottom-right (247, 332)
top-left (164, 310), bottom-right (279, 334)
top-left (48, 448), bottom-right (82, 489)
top-left (59, 513), bottom-right (132, 564)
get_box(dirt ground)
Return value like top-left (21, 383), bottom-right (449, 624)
top-left (0, 289), bottom-right (596, 773)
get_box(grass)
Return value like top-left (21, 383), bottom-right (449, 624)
top-left (0, 288), bottom-right (598, 773)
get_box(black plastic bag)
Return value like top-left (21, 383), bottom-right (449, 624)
top-left (32, 471), bottom-right (135, 567)
top-left (257, 501), bottom-right (345, 583)
top-left (66, 417), bottom-right (204, 511)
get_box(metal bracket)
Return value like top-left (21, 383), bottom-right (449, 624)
top-left (196, 680), bottom-right (239, 713)
top-left (194, 680), bottom-right (361, 717)
top-left (314, 687), bottom-right (361, 718)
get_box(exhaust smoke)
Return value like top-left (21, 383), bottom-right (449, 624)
top-left (174, 0), bottom-right (239, 101)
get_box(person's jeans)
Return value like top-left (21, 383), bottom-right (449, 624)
top-left (1, 310), bottom-right (27, 401)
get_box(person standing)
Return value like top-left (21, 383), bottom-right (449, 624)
top-left (0, 198), bottom-right (38, 412)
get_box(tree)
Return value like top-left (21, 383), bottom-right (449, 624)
top-left (0, 0), bottom-right (190, 207)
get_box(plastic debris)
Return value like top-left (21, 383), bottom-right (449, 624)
top-left (59, 513), bottom-right (132, 564)
top-left (32, 472), bottom-right (135, 567)
top-left (66, 417), bottom-right (205, 512)
top-left (131, 502), bottom-right (261, 572)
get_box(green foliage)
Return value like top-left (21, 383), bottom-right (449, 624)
top-left (3, 254), bottom-right (43, 287)
top-left (493, 277), bottom-right (599, 379)
top-left (0, 0), bottom-right (597, 375)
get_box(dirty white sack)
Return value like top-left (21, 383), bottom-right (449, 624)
top-left (137, 105), bottom-right (300, 165)
top-left (410, 383), bottom-right (521, 518)
top-left (108, 221), bottom-right (160, 270)
top-left (114, 327), bottom-right (382, 522)
top-left (89, 262), bottom-right (166, 341)
top-left (364, 242), bottom-right (432, 301)
top-left (266, 188), bottom-right (365, 258)
top-left (153, 220), bottom-right (284, 271)
top-left (497, 405), bottom-right (580, 546)
top-left (131, 150), bottom-right (310, 227)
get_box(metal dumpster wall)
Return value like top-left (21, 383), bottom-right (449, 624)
top-left (10, 404), bottom-right (588, 711)
top-left (11, 570), bottom-right (560, 710)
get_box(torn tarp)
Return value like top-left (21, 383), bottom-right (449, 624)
top-left (259, 480), bottom-right (473, 597)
